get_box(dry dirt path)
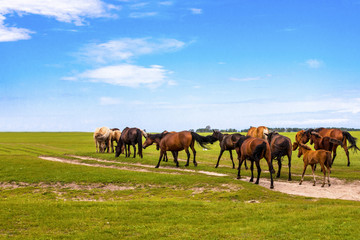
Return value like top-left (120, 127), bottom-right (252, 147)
top-left (38, 155), bottom-right (360, 201)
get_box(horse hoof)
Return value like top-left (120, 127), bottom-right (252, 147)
top-left (288, 178), bottom-right (292, 181)
top-left (299, 182), bottom-right (302, 185)
top-left (155, 166), bottom-right (159, 168)
top-left (321, 185), bottom-right (325, 187)
top-left (237, 176), bottom-right (240, 179)
top-left (185, 164), bottom-right (189, 167)
top-left (328, 184), bottom-right (331, 187)
top-left (270, 185), bottom-right (274, 189)
top-left (313, 183), bottom-right (316, 186)
top-left (255, 181), bottom-right (259, 185)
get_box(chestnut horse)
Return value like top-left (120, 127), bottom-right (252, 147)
top-left (247, 126), bottom-right (269, 141)
top-left (211, 130), bottom-right (247, 169)
top-left (304, 128), bottom-right (359, 166)
top-left (265, 132), bottom-right (292, 180)
top-left (115, 127), bottom-right (144, 158)
top-left (235, 136), bottom-right (275, 189)
top-left (155, 131), bottom-right (217, 168)
top-left (293, 143), bottom-right (332, 187)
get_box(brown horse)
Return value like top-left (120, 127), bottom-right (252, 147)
top-left (304, 128), bottom-right (359, 166)
top-left (247, 126), bottom-right (269, 140)
top-left (235, 136), bottom-right (275, 189)
top-left (294, 143), bottom-right (332, 187)
top-left (211, 130), bottom-right (247, 169)
top-left (115, 127), bottom-right (144, 158)
top-left (265, 132), bottom-right (292, 181)
top-left (155, 131), bottom-right (217, 168)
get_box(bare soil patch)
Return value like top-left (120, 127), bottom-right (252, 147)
top-left (37, 155), bottom-right (360, 201)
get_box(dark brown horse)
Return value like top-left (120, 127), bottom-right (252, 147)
top-left (115, 127), bottom-right (144, 158)
top-left (265, 132), bottom-right (292, 181)
top-left (211, 130), bottom-right (247, 169)
top-left (304, 128), bottom-right (359, 166)
top-left (143, 132), bottom-right (169, 162)
top-left (235, 136), bottom-right (275, 189)
top-left (155, 131), bottom-right (217, 168)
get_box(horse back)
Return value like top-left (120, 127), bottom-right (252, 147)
top-left (241, 137), bottom-right (268, 158)
top-left (160, 131), bottom-right (191, 151)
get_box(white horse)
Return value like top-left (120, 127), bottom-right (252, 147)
top-left (94, 127), bottom-right (111, 153)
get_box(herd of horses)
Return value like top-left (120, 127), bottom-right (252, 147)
top-left (93, 126), bottom-right (359, 189)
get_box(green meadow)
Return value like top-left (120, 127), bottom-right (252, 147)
top-left (1, 131), bottom-right (360, 239)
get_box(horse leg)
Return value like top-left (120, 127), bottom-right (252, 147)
top-left (132, 143), bottom-right (136, 158)
top-left (331, 145), bottom-right (337, 166)
top-left (287, 154), bottom-right (292, 181)
top-left (343, 144), bottom-right (350, 167)
top-left (174, 151), bottom-right (179, 167)
top-left (299, 163), bottom-right (307, 185)
top-left (276, 158), bottom-right (282, 178)
top-left (155, 151), bottom-right (164, 168)
top-left (320, 163), bottom-right (326, 187)
top-left (237, 157), bottom-right (245, 179)
top-left (311, 164), bottom-right (316, 186)
top-left (185, 148), bottom-right (191, 167)
top-left (229, 150), bottom-right (235, 169)
top-left (215, 149), bottom-right (225, 168)
top-left (254, 160), bottom-right (262, 185)
top-left (327, 166), bottom-right (331, 186)
top-left (191, 144), bottom-right (197, 167)
top-left (249, 160), bottom-right (254, 182)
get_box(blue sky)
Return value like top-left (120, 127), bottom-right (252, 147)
top-left (1, 0), bottom-right (360, 132)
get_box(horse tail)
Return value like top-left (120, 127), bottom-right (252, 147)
top-left (342, 131), bottom-right (360, 152)
top-left (137, 129), bottom-right (143, 158)
top-left (325, 151), bottom-right (333, 168)
top-left (253, 142), bottom-right (266, 160)
top-left (191, 132), bottom-right (217, 149)
top-left (328, 138), bottom-right (343, 147)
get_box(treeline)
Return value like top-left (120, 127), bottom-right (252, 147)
top-left (193, 126), bottom-right (360, 133)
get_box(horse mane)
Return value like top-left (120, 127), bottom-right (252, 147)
top-left (314, 127), bottom-right (325, 132)
top-left (111, 128), bottom-right (120, 131)
top-left (148, 133), bottom-right (163, 139)
top-left (235, 136), bottom-right (251, 148)
top-left (310, 131), bottom-right (321, 138)
top-left (304, 128), bottom-right (314, 136)
top-left (140, 129), bottom-right (147, 138)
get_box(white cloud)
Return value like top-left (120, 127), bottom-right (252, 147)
top-left (305, 59), bottom-right (323, 68)
top-left (189, 8), bottom-right (203, 14)
top-left (229, 77), bottom-right (261, 82)
top-left (129, 12), bottom-right (157, 18)
top-left (80, 37), bottom-right (186, 63)
top-left (99, 97), bottom-right (123, 105)
top-left (0, 0), bottom-right (119, 42)
top-left (75, 64), bottom-right (170, 88)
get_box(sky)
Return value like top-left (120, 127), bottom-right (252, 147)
top-left (1, 0), bottom-right (360, 132)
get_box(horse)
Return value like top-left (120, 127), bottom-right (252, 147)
top-left (211, 130), bottom-right (247, 169)
top-left (265, 132), bottom-right (292, 181)
top-left (309, 131), bottom-right (343, 162)
top-left (115, 127), bottom-right (145, 158)
top-left (109, 128), bottom-right (121, 153)
top-left (247, 126), bottom-right (269, 141)
top-left (93, 127), bottom-right (111, 153)
top-left (143, 132), bottom-right (170, 162)
top-left (235, 136), bottom-right (275, 189)
top-left (155, 131), bottom-right (217, 168)
top-left (304, 128), bottom-right (359, 166)
top-left (293, 142), bottom-right (332, 187)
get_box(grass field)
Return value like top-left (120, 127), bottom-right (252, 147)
top-left (1, 131), bottom-right (360, 239)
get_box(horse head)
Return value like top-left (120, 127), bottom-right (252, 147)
top-left (212, 130), bottom-right (222, 140)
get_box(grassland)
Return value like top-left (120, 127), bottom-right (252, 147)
top-left (0, 131), bottom-right (360, 239)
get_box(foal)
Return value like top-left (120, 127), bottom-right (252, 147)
top-left (293, 143), bottom-right (332, 187)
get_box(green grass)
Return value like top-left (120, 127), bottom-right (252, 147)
top-left (1, 132), bottom-right (360, 239)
